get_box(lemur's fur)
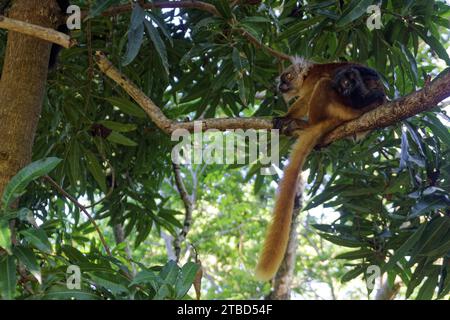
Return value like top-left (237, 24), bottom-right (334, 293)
top-left (255, 59), bottom-right (386, 281)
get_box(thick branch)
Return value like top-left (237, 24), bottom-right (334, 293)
top-left (0, 15), bottom-right (75, 48)
top-left (95, 52), bottom-right (450, 143)
top-left (92, 1), bottom-right (220, 18)
top-left (321, 68), bottom-right (450, 145)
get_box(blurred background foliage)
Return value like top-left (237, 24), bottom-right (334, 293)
top-left (0, 0), bottom-right (449, 299)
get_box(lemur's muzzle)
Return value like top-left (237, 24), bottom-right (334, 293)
top-left (279, 82), bottom-right (291, 93)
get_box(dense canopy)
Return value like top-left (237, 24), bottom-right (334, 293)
top-left (0, 0), bottom-right (449, 300)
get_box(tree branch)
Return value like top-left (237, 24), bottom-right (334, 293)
top-left (321, 68), bottom-right (450, 145)
top-left (95, 51), bottom-right (450, 144)
top-left (90, 1), bottom-right (220, 18)
top-left (172, 162), bottom-right (194, 261)
top-left (0, 15), bottom-right (75, 48)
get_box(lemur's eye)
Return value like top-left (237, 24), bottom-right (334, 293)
top-left (286, 73), bottom-right (293, 81)
top-left (343, 79), bottom-right (350, 87)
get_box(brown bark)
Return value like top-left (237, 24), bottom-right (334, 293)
top-left (0, 0), bottom-right (59, 199)
top-left (172, 162), bottom-right (194, 262)
top-left (375, 280), bottom-right (401, 300)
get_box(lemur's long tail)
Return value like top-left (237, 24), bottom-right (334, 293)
top-left (255, 120), bottom-right (338, 281)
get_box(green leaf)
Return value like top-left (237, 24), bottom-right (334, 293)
top-left (0, 255), bottom-right (16, 300)
top-left (341, 265), bottom-right (365, 283)
top-left (61, 245), bottom-right (89, 264)
top-left (0, 220), bottom-right (12, 254)
top-left (89, 272), bottom-right (129, 294)
top-left (413, 25), bottom-right (450, 65)
top-left (319, 233), bottom-right (363, 248)
top-left (130, 270), bottom-right (160, 290)
top-left (107, 132), bottom-right (138, 147)
top-left (20, 228), bottom-right (52, 254)
top-left (13, 246), bottom-right (41, 284)
top-left (160, 260), bottom-right (180, 285)
top-left (416, 269), bottom-right (439, 300)
top-left (175, 262), bottom-right (200, 299)
top-left (278, 16), bottom-right (322, 40)
top-left (105, 97), bottom-right (147, 119)
top-left (84, 150), bottom-right (107, 193)
top-left (335, 249), bottom-right (374, 260)
top-left (232, 47), bottom-right (244, 71)
top-left (336, 0), bottom-right (373, 27)
top-left (144, 19), bottom-right (170, 75)
top-left (240, 17), bottom-right (271, 24)
top-left (382, 223), bottom-right (427, 273)
top-left (122, 4), bottom-right (146, 66)
top-left (424, 116), bottom-right (450, 147)
top-left (98, 120), bottom-right (137, 133)
top-left (237, 76), bottom-right (247, 105)
top-left (411, 217), bottom-right (450, 259)
top-left (146, 11), bottom-right (173, 46)
top-left (1, 157), bottom-right (62, 210)
top-left (43, 286), bottom-right (100, 300)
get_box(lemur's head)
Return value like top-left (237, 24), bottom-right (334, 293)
top-left (332, 67), bottom-right (363, 97)
top-left (278, 56), bottom-right (312, 102)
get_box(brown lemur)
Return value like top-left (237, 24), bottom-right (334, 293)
top-left (255, 58), bottom-right (387, 281)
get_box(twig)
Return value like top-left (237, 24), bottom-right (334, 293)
top-left (43, 175), bottom-right (112, 256)
top-left (235, 28), bottom-right (291, 61)
top-left (0, 15), bottom-right (76, 48)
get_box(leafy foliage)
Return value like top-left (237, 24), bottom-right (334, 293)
top-left (0, 0), bottom-right (449, 299)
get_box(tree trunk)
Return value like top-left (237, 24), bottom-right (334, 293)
top-left (0, 0), bottom-right (59, 199)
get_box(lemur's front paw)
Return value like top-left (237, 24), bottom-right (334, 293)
top-left (273, 117), bottom-right (309, 135)
top-left (273, 117), bottom-right (290, 130)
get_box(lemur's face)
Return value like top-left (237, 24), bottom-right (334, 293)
top-left (278, 62), bottom-right (310, 102)
top-left (278, 67), bottom-right (297, 93)
top-left (334, 68), bottom-right (359, 96)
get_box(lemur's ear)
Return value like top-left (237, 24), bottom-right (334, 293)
top-left (290, 55), bottom-right (304, 71)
